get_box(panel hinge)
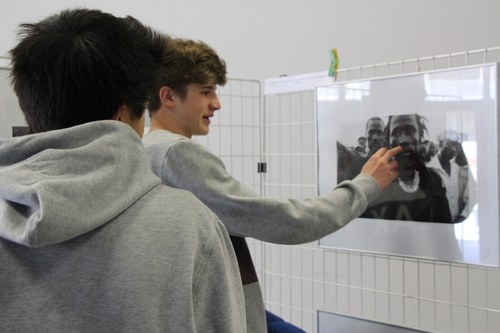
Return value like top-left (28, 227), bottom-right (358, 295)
top-left (257, 162), bottom-right (267, 173)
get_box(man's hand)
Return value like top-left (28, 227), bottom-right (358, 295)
top-left (360, 146), bottom-right (403, 190)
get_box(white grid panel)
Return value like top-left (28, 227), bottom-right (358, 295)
top-left (194, 79), bottom-right (263, 195)
top-left (261, 46), bottom-right (500, 333)
top-left (193, 78), bottom-right (266, 280)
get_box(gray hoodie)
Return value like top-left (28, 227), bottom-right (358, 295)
top-left (143, 129), bottom-right (382, 333)
top-left (0, 121), bottom-right (246, 333)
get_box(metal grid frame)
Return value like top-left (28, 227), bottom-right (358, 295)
top-left (192, 78), bottom-right (267, 284)
top-left (194, 78), bottom-right (263, 195)
top-left (260, 46), bottom-right (500, 333)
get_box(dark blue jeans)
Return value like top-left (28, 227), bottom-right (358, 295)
top-left (266, 310), bottom-right (307, 333)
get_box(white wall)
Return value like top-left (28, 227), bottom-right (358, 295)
top-left (1, 0), bottom-right (499, 81)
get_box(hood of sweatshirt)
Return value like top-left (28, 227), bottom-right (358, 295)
top-left (0, 120), bottom-right (160, 247)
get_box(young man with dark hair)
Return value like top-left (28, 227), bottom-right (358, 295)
top-left (143, 37), bottom-right (402, 332)
top-left (0, 9), bottom-right (245, 332)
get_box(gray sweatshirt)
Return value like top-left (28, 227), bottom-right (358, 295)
top-left (0, 121), bottom-right (246, 333)
top-left (143, 129), bottom-right (382, 332)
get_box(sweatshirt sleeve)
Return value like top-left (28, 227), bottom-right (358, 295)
top-left (158, 139), bottom-right (381, 245)
top-left (192, 214), bottom-right (247, 332)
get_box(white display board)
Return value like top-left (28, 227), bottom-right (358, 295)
top-left (317, 63), bottom-right (500, 266)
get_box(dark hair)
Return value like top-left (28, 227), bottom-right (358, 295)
top-left (10, 8), bottom-right (167, 133)
top-left (365, 116), bottom-right (384, 129)
top-left (148, 38), bottom-right (227, 113)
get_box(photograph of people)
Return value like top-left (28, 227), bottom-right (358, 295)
top-left (338, 113), bottom-right (458, 223)
top-left (360, 113), bottom-right (452, 222)
top-left (336, 112), bottom-right (479, 224)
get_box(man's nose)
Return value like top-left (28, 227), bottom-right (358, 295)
top-left (210, 98), bottom-right (221, 110)
top-left (397, 133), bottom-right (412, 144)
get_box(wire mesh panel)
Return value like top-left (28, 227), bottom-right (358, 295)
top-left (262, 47), bottom-right (500, 333)
top-left (263, 90), bottom-right (318, 201)
top-left (193, 78), bottom-right (265, 276)
top-left (262, 88), bottom-right (320, 330)
top-left (195, 78), bottom-right (262, 193)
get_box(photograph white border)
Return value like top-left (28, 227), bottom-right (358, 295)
top-left (317, 63), bottom-right (499, 266)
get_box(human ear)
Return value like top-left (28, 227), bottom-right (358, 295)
top-left (112, 104), bottom-right (128, 121)
top-left (111, 104), bottom-right (144, 137)
top-left (159, 86), bottom-right (175, 106)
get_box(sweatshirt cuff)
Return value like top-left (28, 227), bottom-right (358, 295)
top-left (352, 173), bottom-right (381, 203)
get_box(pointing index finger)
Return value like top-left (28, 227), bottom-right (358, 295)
top-left (385, 146), bottom-right (403, 159)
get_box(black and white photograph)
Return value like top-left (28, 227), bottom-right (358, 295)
top-left (337, 113), bottom-right (475, 224)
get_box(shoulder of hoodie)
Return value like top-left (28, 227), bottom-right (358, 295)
top-left (129, 181), bottom-right (224, 235)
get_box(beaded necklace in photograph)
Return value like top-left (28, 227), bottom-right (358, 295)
top-left (397, 170), bottom-right (420, 193)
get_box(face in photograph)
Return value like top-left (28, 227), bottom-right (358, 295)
top-left (389, 114), bottom-right (420, 179)
top-left (365, 117), bottom-right (385, 154)
top-left (440, 139), bottom-right (459, 161)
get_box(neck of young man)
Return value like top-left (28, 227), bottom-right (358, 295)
top-left (150, 113), bottom-right (191, 138)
